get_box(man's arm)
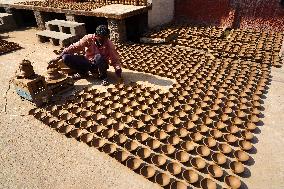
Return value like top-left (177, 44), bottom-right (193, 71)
top-left (61, 34), bottom-right (93, 55)
top-left (48, 34), bottom-right (93, 66)
top-left (107, 40), bottom-right (122, 78)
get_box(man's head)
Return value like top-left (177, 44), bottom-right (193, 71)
top-left (95, 25), bottom-right (110, 43)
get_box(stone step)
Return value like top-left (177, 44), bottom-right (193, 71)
top-left (0, 13), bottom-right (16, 32)
top-left (36, 30), bottom-right (77, 47)
top-left (45, 19), bottom-right (86, 37)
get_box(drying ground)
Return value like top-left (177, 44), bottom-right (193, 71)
top-left (0, 28), bottom-right (284, 189)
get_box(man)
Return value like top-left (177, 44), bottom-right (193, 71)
top-left (49, 25), bottom-right (123, 86)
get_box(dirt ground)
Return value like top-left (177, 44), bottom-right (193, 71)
top-left (0, 28), bottom-right (283, 189)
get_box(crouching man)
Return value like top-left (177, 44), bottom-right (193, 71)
top-left (49, 25), bottom-right (123, 86)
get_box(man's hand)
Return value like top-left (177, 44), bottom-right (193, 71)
top-left (48, 56), bottom-right (61, 68)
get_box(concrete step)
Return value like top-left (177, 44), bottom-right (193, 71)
top-left (45, 19), bottom-right (86, 37)
top-left (36, 30), bottom-right (77, 47)
top-left (0, 13), bottom-right (16, 32)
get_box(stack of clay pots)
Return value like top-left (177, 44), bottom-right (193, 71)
top-left (19, 0), bottom-right (104, 11)
top-left (0, 39), bottom-right (21, 55)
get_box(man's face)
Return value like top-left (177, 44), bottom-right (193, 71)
top-left (96, 35), bottom-right (109, 44)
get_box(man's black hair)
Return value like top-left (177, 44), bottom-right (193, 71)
top-left (96, 25), bottom-right (110, 37)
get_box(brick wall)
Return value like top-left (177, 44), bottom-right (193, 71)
top-left (175, 0), bottom-right (231, 26)
top-left (175, 0), bottom-right (284, 31)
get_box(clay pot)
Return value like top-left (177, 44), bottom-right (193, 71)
top-left (184, 121), bottom-right (195, 130)
top-left (151, 154), bottom-right (167, 166)
top-left (226, 125), bottom-right (240, 134)
top-left (50, 120), bottom-right (65, 129)
top-left (233, 117), bottom-right (243, 126)
top-left (238, 140), bottom-right (253, 151)
top-left (147, 108), bottom-right (159, 116)
top-left (102, 143), bottom-right (116, 154)
top-left (70, 106), bottom-right (83, 114)
top-left (241, 130), bottom-right (254, 140)
top-left (58, 124), bottom-right (75, 134)
top-left (191, 157), bottom-right (206, 170)
top-left (140, 165), bottom-right (156, 178)
top-left (221, 114), bottom-right (230, 122)
top-left (81, 101), bottom-right (93, 108)
top-left (125, 140), bottom-right (139, 152)
top-left (113, 134), bottom-right (128, 144)
top-left (137, 147), bottom-right (152, 159)
top-left (170, 117), bottom-right (182, 125)
top-left (207, 164), bottom-right (224, 178)
top-left (223, 134), bottom-right (238, 143)
top-left (130, 120), bottom-right (143, 128)
top-left (70, 128), bottom-right (88, 139)
top-left (196, 125), bottom-right (209, 133)
top-left (154, 130), bottom-right (169, 140)
top-left (124, 127), bottom-right (137, 136)
top-left (215, 121), bottom-right (226, 130)
top-left (130, 110), bottom-right (143, 117)
top-left (209, 125), bottom-right (223, 136)
top-left (196, 145), bottom-right (211, 157)
top-left (90, 137), bottom-right (107, 148)
top-left (155, 173), bottom-right (171, 186)
top-left (246, 122), bottom-right (257, 131)
top-left (60, 112), bottom-right (75, 121)
top-left (200, 178), bottom-right (217, 189)
top-left (91, 113), bottom-right (104, 121)
top-left (107, 87), bottom-right (118, 93)
top-left (138, 104), bottom-right (148, 111)
top-left (182, 169), bottom-right (199, 183)
top-left (43, 116), bottom-right (58, 125)
top-left (162, 124), bottom-right (176, 133)
top-left (175, 150), bottom-right (190, 163)
top-left (144, 124), bottom-right (158, 133)
top-left (112, 122), bottom-right (126, 131)
top-left (80, 120), bottom-right (94, 129)
top-left (175, 128), bottom-right (189, 138)
top-left (152, 118), bottom-right (165, 126)
top-left (211, 152), bottom-right (227, 165)
top-left (190, 132), bottom-right (204, 142)
top-left (224, 175), bottom-right (241, 189)
top-left (110, 103), bottom-right (121, 110)
top-left (34, 111), bottom-right (48, 120)
top-left (203, 137), bottom-right (217, 148)
top-left (119, 106), bottom-right (133, 113)
top-left (80, 133), bottom-right (94, 143)
top-left (147, 139), bottom-right (161, 150)
top-left (101, 108), bottom-right (112, 115)
top-left (126, 157), bottom-right (143, 170)
top-left (161, 144), bottom-right (176, 155)
top-left (229, 161), bottom-right (245, 174)
top-left (166, 135), bottom-right (181, 145)
top-left (80, 110), bottom-right (93, 118)
top-left (89, 125), bottom-right (105, 133)
top-left (169, 181), bottom-right (188, 189)
top-left (180, 141), bottom-right (195, 152)
top-left (218, 143), bottom-right (232, 154)
top-left (234, 150), bottom-right (250, 162)
top-left (46, 105), bottom-right (58, 112)
top-left (102, 129), bottom-right (115, 139)
top-left (140, 114), bottom-right (153, 122)
top-left (52, 109), bottom-right (67, 117)
top-left (167, 162), bottom-right (182, 175)
top-left (160, 112), bottom-right (171, 120)
top-left (121, 115), bottom-right (134, 124)
top-left (135, 132), bottom-right (149, 142)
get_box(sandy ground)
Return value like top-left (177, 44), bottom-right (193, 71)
top-left (0, 28), bottom-right (284, 189)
